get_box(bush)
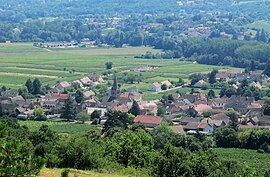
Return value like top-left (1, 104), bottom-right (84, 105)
top-left (61, 169), bottom-right (70, 177)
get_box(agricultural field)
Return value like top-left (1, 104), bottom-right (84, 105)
top-left (19, 121), bottom-right (101, 134)
top-left (213, 148), bottom-right (270, 174)
top-left (0, 43), bottom-right (241, 100)
top-left (244, 20), bottom-right (270, 33)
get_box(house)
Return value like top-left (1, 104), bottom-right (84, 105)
top-left (16, 108), bottom-right (34, 120)
top-left (250, 116), bottom-right (260, 125)
top-left (160, 80), bottom-right (173, 89)
top-left (169, 125), bottom-right (186, 135)
top-left (72, 80), bottom-right (83, 88)
top-left (201, 118), bottom-right (226, 129)
top-left (211, 113), bottom-right (230, 125)
top-left (184, 122), bottom-right (200, 132)
top-left (88, 74), bottom-right (104, 82)
top-left (83, 90), bottom-right (95, 98)
top-left (48, 93), bottom-right (69, 102)
top-left (55, 81), bottom-right (71, 91)
top-left (226, 70), bottom-right (240, 77)
top-left (134, 115), bottom-right (162, 128)
top-left (211, 97), bottom-right (228, 109)
top-left (149, 82), bottom-right (162, 92)
top-left (236, 73), bottom-right (249, 82)
top-left (140, 101), bottom-right (158, 116)
top-left (215, 73), bottom-right (228, 82)
top-left (87, 107), bottom-right (107, 117)
top-left (249, 82), bottom-right (262, 89)
top-left (194, 104), bottom-right (212, 114)
top-left (179, 117), bottom-right (200, 125)
top-left (224, 95), bottom-right (255, 115)
top-left (80, 77), bottom-right (92, 86)
top-left (197, 122), bottom-right (213, 133)
top-left (258, 115), bottom-right (270, 126)
top-left (194, 80), bottom-right (206, 88)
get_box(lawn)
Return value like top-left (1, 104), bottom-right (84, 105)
top-left (19, 121), bottom-right (101, 134)
top-left (213, 148), bottom-right (270, 174)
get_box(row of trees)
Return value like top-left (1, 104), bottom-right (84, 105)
top-left (215, 127), bottom-right (270, 153)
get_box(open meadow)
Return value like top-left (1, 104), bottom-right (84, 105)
top-left (0, 43), bottom-right (241, 100)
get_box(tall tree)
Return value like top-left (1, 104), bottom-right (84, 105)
top-left (75, 90), bottom-right (84, 103)
top-left (61, 96), bottom-right (77, 121)
top-left (128, 100), bottom-right (141, 116)
top-left (208, 69), bottom-right (217, 84)
top-left (105, 62), bottom-right (113, 70)
top-left (32, 78), bottom-right (41, 94)
top-left (226, 109), bottom-right (238, 130)
top-left (25, 79), bottom-right (33, 93)
top-left (207, 89), bottom-right (215, 99)
top-left (103, 110), bottom-right (133, 133)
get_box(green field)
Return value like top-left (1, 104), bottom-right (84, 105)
top-left (245, 20), bottom-right (270, 33)
top-left (0, 43), bottom-right (241, 100)
top-left (19, 121), bottom-right (101, 134)
top-left (213, 148), bottom-right (270, 174)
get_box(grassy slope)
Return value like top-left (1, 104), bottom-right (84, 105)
top-left (213, 148), bottom-right (270, 174)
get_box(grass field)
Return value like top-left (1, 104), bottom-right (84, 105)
top-left (0, 43), bottom-right (241, 100)
top-left (245, 20), bottom-right (270, 33)
top-left (19, 121), bottom-right (101, 134)
top-left (213, 148), bottom-right (270, 174)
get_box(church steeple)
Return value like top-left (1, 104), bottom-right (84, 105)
top-left (112, 74), bottom-right (118, 91)
top-left (110, 74), bottom-right (120, 98)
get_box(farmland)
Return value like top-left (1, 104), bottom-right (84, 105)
top-left (19, 121), bottom-right (101, 134)
top-left (0, 43), bottom-right (241, 100)
top-left (213, 148), bottom-right (270, 174)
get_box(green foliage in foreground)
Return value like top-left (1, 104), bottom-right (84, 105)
top-left (2, 114), bottom-right (270, 177)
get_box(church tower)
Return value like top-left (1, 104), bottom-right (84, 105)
top-left (110, 74), bottom-right (120, 98)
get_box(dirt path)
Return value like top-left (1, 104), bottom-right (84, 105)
top-left (153, 86), bottom-right (183, 94)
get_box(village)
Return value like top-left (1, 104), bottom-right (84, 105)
top-left (1, 66), bottom-right (270, 136)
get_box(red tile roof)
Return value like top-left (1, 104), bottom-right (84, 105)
top-left (134, 115), bottom-right (162, 125)
top-left (216, 73), bottom-right (228, 79)
top-left (50, 94), bottom-right (69, 100)
top-left (152, 82), bottom-right (161, 88)
top-left (194, 104), bottom-right (212, 112)
top-left (198, 122), bottom-right (209, 129)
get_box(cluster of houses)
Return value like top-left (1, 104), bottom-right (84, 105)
top-left (1, 68), bottom-right (270, 135)
top-left (0, 74), bottom-right (159, 122)
top-left (149, 80), bottom-right (173, 92)
top-left (194, 70), bottom-right (269, 88)
top-left (134, 91), bottom-right (270, 135)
